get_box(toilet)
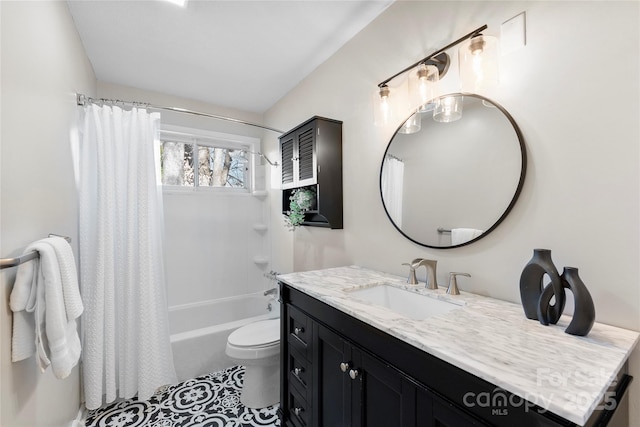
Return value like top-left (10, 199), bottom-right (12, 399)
top-left (225, 318), bottom-right (280, 408)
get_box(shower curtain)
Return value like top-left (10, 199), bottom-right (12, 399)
top-left (381, 156), bottom-right (405, 227)
top-left (77, 104), bottom-right (176, 409)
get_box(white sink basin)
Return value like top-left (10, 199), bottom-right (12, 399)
top-left (349, 285), bottom-right (461, 320)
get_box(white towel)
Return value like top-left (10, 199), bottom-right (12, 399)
top-left (451, 228), bottom-right (484, 245)
top-left (9, 237), bottom-right (83, 379)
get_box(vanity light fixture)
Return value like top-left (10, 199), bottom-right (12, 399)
top-left (458, 34), bottom-right (499, 92)
top-left (373, 24), bottom-right (492, 127)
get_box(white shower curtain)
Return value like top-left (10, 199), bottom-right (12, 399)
top-left (77, 104), bottom-right (176, 410)
top-left (381, 156), bottom-right (405, 227)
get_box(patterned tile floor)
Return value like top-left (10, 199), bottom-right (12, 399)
top-left (84, 365), bottom-right (280, 427)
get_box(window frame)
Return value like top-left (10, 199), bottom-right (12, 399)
top-left (159, 125), bottom-right (260, 194)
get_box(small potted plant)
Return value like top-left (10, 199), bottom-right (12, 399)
top-left (284, 187), bottom-right (316, 230)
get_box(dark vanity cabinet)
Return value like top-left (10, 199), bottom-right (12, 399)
top-left (280, 117), bottom-right (343, 229)
top-left (279, 282), bottom-right (628, 427)
top-left (284, 304), bottom-right (423, 427)
top-left (281, 293), bottom-right (487, 427)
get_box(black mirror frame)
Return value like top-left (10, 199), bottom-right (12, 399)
top-left (379, 93), bottom-right (527, 249)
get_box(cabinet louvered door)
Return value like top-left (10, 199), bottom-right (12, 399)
top-left (296, 124), bottom-right (317, 187)
top-left (281, 134), bottom-right (295, 189)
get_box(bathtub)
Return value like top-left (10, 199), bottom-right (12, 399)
top-left (169, 292), bottom-right (279, 381)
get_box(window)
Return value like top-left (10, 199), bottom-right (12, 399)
top-left (159, 127), bottom-right (258, 192)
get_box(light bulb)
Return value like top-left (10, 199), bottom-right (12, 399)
top-left (409, 64), bottom-right (439, 112)
top-left (469, 36), bottom-right (486, 55)
top-left (373, 85), bottom-right (394, 127)
top-left (458, 35), bottom-right (499, 92)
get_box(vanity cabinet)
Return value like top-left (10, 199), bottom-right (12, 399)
top-left (285, 305), bottom-right (423, 427)
top-left (279, 282), bottom-right (628, 427)
top-left (279, 116), bottom-right (343, 229)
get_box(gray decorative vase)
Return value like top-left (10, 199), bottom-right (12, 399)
top-left (519, 249), bottom-right (565, 324)
top-left (539, 267), bottom-right (595, 336)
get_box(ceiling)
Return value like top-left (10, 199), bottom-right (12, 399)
top-left (67, 0), bottom-right (393, 114)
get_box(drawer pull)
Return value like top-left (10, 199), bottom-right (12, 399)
top-left (294, 326), bottom-right (304, 335)
top-left (294, 367), bottom-right (304, 376)
top-left (349, 369), bottom-right (359, 380)
top-left (293, 407), bottom-right (304, 417)
top-left (340, 362), bottom-right (350, 372)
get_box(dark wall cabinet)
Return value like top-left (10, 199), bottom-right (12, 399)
top-left (280, 117), bottom-right (342, 229)
top-left (279, 283), bottom-right (629, 427)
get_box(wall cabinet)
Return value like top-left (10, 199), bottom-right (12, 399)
top-left (279, 283), bottom-right (629, 427)
top-left (279, 117), bottom-right (342, 229)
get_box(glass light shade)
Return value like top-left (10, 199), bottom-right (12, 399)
top-left (373, 85), bottom-right (394, 127)
top-left (458, 35), bottom-right (499, 92)
top-left (398, 113), bottom-right (421, 134)
top-left (373, 80), bottom-right (412, 127)
top-left (409, 64), bottom-right (439, 113)
top-left (433, 95), bottom-right (463, 123)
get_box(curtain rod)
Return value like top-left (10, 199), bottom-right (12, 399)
top-left (76, 94), bottom-right (284, 134)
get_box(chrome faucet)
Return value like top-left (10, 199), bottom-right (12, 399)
top-left (416, 259), bottom-right (438, 290)
top-left (402, 258), bottom-right (424, 284)
top-left (447, 272), bottom-right (470, 295)
top-left (264, 287), bottom-right (278, 296)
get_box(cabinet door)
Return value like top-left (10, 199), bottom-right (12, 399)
top-left (314, 325), bottom-right (419, 427)
top-left (281, 132), bottom-right (295, 189)
top-left (280, 121), bottom-right (317, 190)
top-left (357, 350), bottom-right (418, 427)
top-left (295, 122), bottom-right (317, 188)
top-left (417, 387), bottom-right (489, 427)
top-left (314, 324), bottom-right (352, 427)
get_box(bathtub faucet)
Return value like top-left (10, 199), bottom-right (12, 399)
top-left (263, 270), bottom-right (279, 281)
top-left (264, 288), bottom-right (277, 296)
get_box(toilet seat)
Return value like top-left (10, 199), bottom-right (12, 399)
top-left (227, 319), bottom-right (280, 348)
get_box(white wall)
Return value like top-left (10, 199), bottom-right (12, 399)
top-left (0, 1), bottom-right (96, 426)
top-left (264, 1), bottom-right (640, 424)
top-left (97, 83), bottom-right (274, 307)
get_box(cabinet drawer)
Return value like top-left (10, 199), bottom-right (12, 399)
top-left (287, 387), bottom-right (310, 427)
top-left (287, 305), bottom-right (312, 357)
top-left (288, 346), bottom-right (312, 401)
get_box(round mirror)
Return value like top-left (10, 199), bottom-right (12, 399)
top-left (380, 93), bottom-right (526, 248)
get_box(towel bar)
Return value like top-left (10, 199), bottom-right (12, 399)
top-left (0, 234), bottom-right (72, 270)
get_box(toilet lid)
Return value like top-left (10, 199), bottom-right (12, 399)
top-left (228, 319), bottom-right (280, 348)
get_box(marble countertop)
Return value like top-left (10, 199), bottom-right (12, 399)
top-left (277, 265), bottom-right (639, 426)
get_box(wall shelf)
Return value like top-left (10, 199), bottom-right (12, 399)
top-left (253, 256), bottom-right (269, 265)
top-left (253, 224), bottom-right (268, 232)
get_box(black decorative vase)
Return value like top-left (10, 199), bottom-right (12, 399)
top-left (540, 267), bottom-right (595, 336)
top-left (519, 249), bottom-right (565, 324)
top-left (562, 268), bottom-right (595, 336)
